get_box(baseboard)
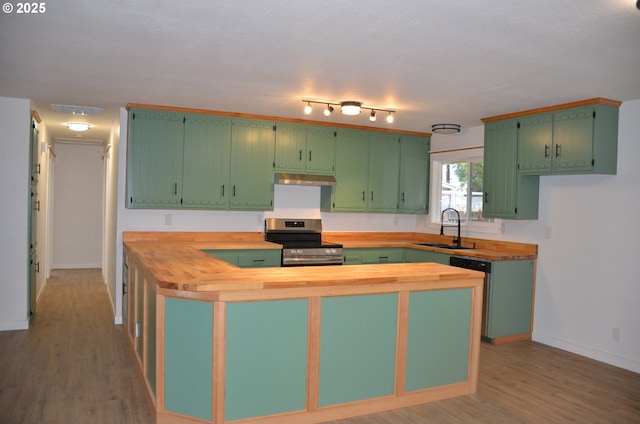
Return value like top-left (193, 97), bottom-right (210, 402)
top-left (53, 263), bottom-right (102, 269)
top-left (0, 320), bottom-right (29, 331)
top-left (533, 332), bottom-right (640, 374)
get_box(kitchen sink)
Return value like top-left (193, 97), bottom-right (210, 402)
top-left (416, 243), bottom-right (471, 250)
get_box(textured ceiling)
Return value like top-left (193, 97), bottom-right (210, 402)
top-left (1, 0), bottom-right (639, 143)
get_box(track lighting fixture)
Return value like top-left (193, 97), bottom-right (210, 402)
top-left (301, 99), bottom-right (395, 124)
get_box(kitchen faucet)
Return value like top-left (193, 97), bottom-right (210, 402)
top-left (440, 207), bottom-right (462, 248)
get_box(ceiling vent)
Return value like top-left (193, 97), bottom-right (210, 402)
top-left (51, 104), bottom-right (103, 116)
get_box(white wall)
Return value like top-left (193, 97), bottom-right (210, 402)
top-left (0, 97), bottom-right (31, 330)
top-left (52, 143), bottom-right (104, 268)
top-left (103, 114), bottom-right (121, 322)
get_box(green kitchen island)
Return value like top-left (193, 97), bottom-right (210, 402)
top-left (123, 232), bottom-right (485, 424)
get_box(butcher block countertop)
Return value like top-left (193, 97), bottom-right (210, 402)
top-left (123, 231), bottom-right (536, 297)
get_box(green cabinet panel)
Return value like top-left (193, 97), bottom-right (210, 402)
top-left (405, 289), bottom-right (472, 391)
top-left (225, 299), bottom-right (308, 421)
top-left (398, 135), bottom-right (430, 214)
top-left (230, 119), bottom-right (275, 210)
top-left (145, 289), bottom-right (157, 396)
top-left (181, 114), bottom-right (231, 208)
top-left (164, 298), bottom-right (212, 421)
top-left (305, 125), bottom-right (337, 175)
top-left (127, 109), bottom-right (184, 207)
top-left (361, 248), bottom-right (405, 264)
top-left (517, 104), bottom-right (618, 175)
top-left (368, 132), bottom-right (400, 212)
top-left (274, 123), bottom-right (336, 175)
top-left (485, 260), bottom-right (534, 339)
top-left (203, 249), bottom-right (280, 268)
top-left (404, 248), bottom-right (451, 265)
top-left (328, 128), bottom-right (370, 211)
top-left (483, 119), bottom-right (539, 219)
top-left (319, 294), bottom-right (398, 406)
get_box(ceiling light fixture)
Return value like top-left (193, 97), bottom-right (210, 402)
top-left (301, 99), bottom-right (395, 124)
top-left (431, 123), bottom-right (461, 134)
top-left (67, 122), bottom-right (91, 132)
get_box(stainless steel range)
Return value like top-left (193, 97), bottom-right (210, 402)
top-left (265, 218), bottom-right (343, 266)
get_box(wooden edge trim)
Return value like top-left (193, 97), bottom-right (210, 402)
top-left (31, 110), bottom-right (42, 123)
top-left (468, 285), bottom-right (483, 392)
top-left (481, 97), bottom-right (622, 123)
top-left (156, 295), bottom-right (166, 412)
top-left (394, 292), bottom-right (409, 397)
top-left (489, 333), bottom-right (532, 345)
top-left (306, 297), bottom-right (322, 412)
top-left (125, 103), bottom-right (431, 137)
top-left (212, 301), bottom-right (226, 424)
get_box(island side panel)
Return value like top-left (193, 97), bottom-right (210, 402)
top-left (163, 297), bottom-right (213, 422)
top-left (319, 293), bottom-right (398, 407)
top-left (224, 299), bottom-right (308, 421)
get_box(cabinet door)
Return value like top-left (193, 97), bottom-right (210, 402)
top-left (368, 132), bottom-right (400, 212)
top-left (230, 119), bottom-right (275, 210)
top-left (182, 114), bottom-right (231, 208)
top-left (127, 109), bottom-right (184, 207)
top-left (332, 129), bottom-right (369, 211)
top-left (552, 106), bottom-right (594, 172)
top-left (361, 248), bottom-right (405, 264)
top-left (305, 125), bottom-right (336, 175)
top-left (483, 119), bottom-right (519, 217)
top-left (274, 122), bottom-right (307, 173)
top-left (404, 249), bottom-right (450, 264)
top-left (236, 250), bottom-right (281, 268)
top-left (398, 135), bottom-right (430, 213)
top-left (517, 113), bottom-right (553, 174)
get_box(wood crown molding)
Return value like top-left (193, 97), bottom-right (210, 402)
top-left (480, 97), bottom-right (622, 123)
top-left (125, 103), bottom-right (432, 137)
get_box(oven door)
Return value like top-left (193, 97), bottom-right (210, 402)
top-left (282, 248), bottom-right (344, 266)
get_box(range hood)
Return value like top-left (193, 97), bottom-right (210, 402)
top-left (275, 172), bottom-right (337, 186)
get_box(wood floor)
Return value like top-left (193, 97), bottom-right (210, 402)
top-left (1, 269), bottom-right (639, 424)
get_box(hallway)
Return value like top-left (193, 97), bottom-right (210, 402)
top-left (1, 269), bottom-right (639, 424)
top-left (0, 269), bottom-right (154, 424)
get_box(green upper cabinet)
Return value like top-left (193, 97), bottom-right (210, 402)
top-left (517, 113), bottom-right (553, 174)
top-left (229, 119), bottom-right (275, 210)
top-left (517, 103), bottom-right (619, 175)
top-left (182, 114), bottom-right (231, 209)
top-left (398, 135), bottom-right (430, 214)
top-left (368, 132), bottom-right (400, 212)
top-left (483, 119), bottom-right (539, 219)
top-left (274, 123), bottom-right (336, 175)
top-left (127, 109), bottom-right (184, 208)
top-left (325, 128), bottom-right (370, 212)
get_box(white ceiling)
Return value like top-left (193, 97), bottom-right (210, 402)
top-left (1, 0), bottom-right (639, 144)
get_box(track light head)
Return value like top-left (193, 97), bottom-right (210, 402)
top-left (369, 110), bottom-right (377, 122)
top-left (386, 113), bottom-right (394, 124)
top-left (304, 102), bottom-right (312, 115)
top-left (324, 104), bottom-right (334, 117)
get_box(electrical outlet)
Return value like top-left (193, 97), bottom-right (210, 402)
top-left (164, 214), bottom-right (173, 226)
top-left (613, 327), bottom-right (621, 342)
top-left (544, 226), bottom-right (552, 239)
top-left (135, 322), bottom-right (141, 338)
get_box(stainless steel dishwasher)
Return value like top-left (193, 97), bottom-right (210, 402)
top-left (449, 256), bottom-right (492, 341)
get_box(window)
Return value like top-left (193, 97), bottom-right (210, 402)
top-left (430, 148), bottom-right (499, 233)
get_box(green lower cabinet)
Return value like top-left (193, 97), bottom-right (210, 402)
top-left (319, 293), bottom-right (398, 406)
top-left (485, 260), bottom-right (534, 338)
top-left (404, 249), bottom-right (451, 264)
top-left (405, 289), bottom-right (472, 392)
top-left (202, 249), bottom-right (281, 268)
top-left (164, 298), bottom-right (213, 421)
top-left (225, 299), bottom-right (308, 421)
top-left (343, 248), bottom-right (405, 265)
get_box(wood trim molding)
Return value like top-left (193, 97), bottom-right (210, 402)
top-left (125, 103), bottom-right (432, 137)
top-left (481, 97), bottom-right (622, 123)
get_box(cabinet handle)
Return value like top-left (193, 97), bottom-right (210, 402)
top-left (299, 150), bottom-right (302, 161)
top-left (371, 191), bottom-right (374, 201)
top-left (233, 185), bottom-right (236, 197)
top-left (402, 192), bottom-right (405, 202)
top-left (35, 262), bottom-right (40, 273)
top-left (484, 192), bottom-right (489, 203)
top-left (362, 191), bottom-right (365, 201)
top-left (309, 150), bottom-right (312, 162)
top-left (544, 145), bottom-right (550, 158)
top-left (173, 183), bottom-right (178, 195)
top-left (555, 144), bottom-right (561, 158)
top-left (221, 184), bottom-right (225, 196)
